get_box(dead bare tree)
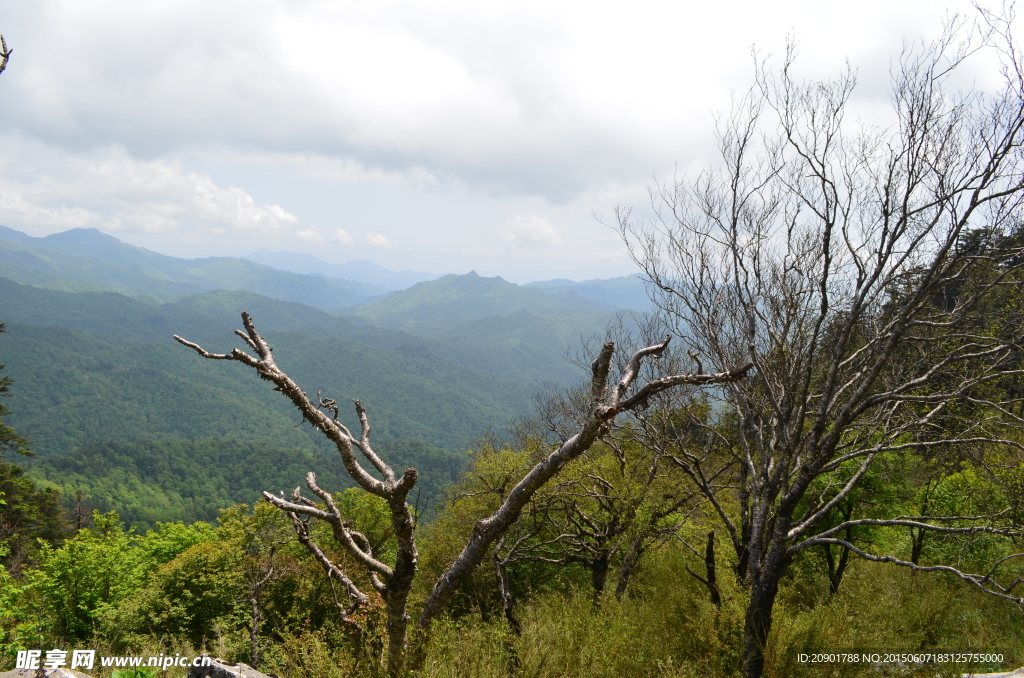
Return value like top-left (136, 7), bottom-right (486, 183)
top-left (620, 13), bottom-right (1024, 678)
top-left (174, 314), bottom-right (751, 675)
top-left (482, 434), bottom-right (700, 612)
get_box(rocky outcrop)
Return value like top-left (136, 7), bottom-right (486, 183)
top-left (0, 670), bottom-right (93, 678)
top-left (0, 657), bottom-right (280, 678)
top-left (187, 657), bottom-right (279, 678)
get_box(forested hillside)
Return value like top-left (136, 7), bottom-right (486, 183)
top-left (28, 438), bottom-right (463, 532)
top-left (0, 220), bottom-right (644, 531)
top-left (524, 274), bottom-right (651, 311)
top-left (0, 305), bottom-right (534, 457)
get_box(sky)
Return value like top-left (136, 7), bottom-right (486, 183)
top-left (0, 0), bottom-right (1000, 283)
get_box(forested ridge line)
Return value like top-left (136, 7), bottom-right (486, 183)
top-left (23, 438), bottom-right (466, 532)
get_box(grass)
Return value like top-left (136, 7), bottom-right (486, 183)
top-left (10, 542), bottom-right (1022, 677)
top-left (410, 545), bottom-right (1024, 678)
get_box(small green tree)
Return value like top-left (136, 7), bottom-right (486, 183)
top-left (218, 502), bottom-right (295, 670)
top-left (31, 511), bottom-right (148, 641)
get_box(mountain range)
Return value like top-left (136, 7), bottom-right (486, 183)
top-left (0, 225), bottom-right (649, 311)
top-left (0, 225), bottom-right (654, 524)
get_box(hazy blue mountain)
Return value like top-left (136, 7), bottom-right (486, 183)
top-left (350, 271), bottom-right (616, 333)
top-left (244, 250), bottom-right (441, 291)
top-left (426, 308), bottom-right (613, 385)
top-left (0, 226), bottom-right (381, 311)
top-left (525, 274), bottom-right (652, 311)
top-left (343, 271), bottom-right (621, 385)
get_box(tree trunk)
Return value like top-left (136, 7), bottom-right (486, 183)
top-left (742, 568), bottom-right (781, 678)
top-left (699, 532), bottom-right (721, 607)
top-left (247, 564), bottom-right (276, 671)
top-left (383, 593), bottom-right (409, 677)
top-left (383, 499), bottom-right (418, 678)
top-left (590, 552), bottom-right (610, 597)
top-left (910, 526), bottom-right (926, 566)
top-left (494, 553), bottom-right (522, 675)
top-left (615, 536), bottom-right (645, 599)
top-left (685, 532), bottom-right (722, 607)
top-left (249, 595), bottom-right (261, 670)
top-left (495, 555), bottom-right (522, 637)
top-left (823, 507), bottom-right (853, 595)
top-left (704, 532), bottom-right (721, 607)
top-left (741, 517), bottom-right (792, 678)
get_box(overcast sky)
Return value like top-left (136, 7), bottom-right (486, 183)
top-left (0, 0), bottom-right (996, 282)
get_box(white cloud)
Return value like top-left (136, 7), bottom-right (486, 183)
top-left (0, 0), bottom-right (987, 202)
top-left (365, 232), bottom-right (393, 249)
top-left (331, 229), bottom-right (353, 245)
top-left (501, 213), bottom-right (562, 249)
top-left (0, 137), bottom-right (300, 237)
top-left (295, 228), bottom-right (325, 243)
top-left (0, 0), bottom-right (1001, 281)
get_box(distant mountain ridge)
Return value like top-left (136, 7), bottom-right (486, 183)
top-left (0, 224), bottom-right (654, 387)
top-left (0, 226), bottom-right (660, 527)
top-left (0, 226), bottom-right (386, 311)
top-left (345, 271), bottom-right (621, 384)
top-left (243, 250), bottom-right (441, 291)
top-left (525, 275), bottom-right (652, 311)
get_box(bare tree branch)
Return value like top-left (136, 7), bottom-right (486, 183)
top-left (416, 337), bottom-right (750, 631)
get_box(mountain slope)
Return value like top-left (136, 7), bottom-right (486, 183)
top-left (0, 308), bottom-right (532, 457)
top-left (0, 277), bottom-right (353, 343)
top-left (26, 438), bottom-right (465, 531)
top-left (344, 272), bottom-right (618, 385)
top-left (426, 309), bottom-right (610, 385)
top-left (0, 272), bottom-right (608, 392)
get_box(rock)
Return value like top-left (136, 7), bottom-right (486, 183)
top-left (0, 670), bottom-right (93, 678)
top-left (964, 668), bottom-right (1024, 678)
top-left (186, 657), bottom-right (279, 678)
